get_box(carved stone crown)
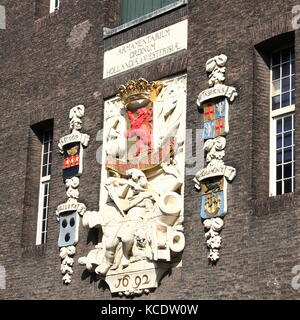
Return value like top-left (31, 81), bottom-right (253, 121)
top-left (117, 78), bottom-right (163, 106)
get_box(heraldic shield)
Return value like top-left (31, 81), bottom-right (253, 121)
top-left (200, 176), bottom-right (226, 219)
top-left (62, 142), bottom-right (82, 180)
top-left (203, 97), bottom-right (228, 140)
top-left (195, 54), bottom-right (238, 261)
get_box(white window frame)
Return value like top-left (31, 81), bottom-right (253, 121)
top-left (269, 46), bottom-right (295, 196)
top-left (49, 0), bottom-right (60, 13)
top-left (36, 129), bottom-right (53, 245)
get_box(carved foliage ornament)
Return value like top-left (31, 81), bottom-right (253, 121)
top-left (194, 55), bottom-right (237, 262)
top-left (79, 75), bottom-right (187, 296)
top-left (56, 105), bottom-right (89, 284)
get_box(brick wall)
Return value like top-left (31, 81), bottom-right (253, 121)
top-left (0, 0), bottom-right (300, 300)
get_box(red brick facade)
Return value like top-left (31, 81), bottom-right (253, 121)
top-left (0, 0), bottom-right (300, 299)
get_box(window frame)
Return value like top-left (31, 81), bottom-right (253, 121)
top-left (36, 128), bottom-right (53, 245)
top-left (49, 0), bottom-right (60, 14)
top-left (103, 0), bottom-right (187, 38)
top-left (121, 0), bottom-right (178, 25)
top-left (269, 46), bottom-right (295, 196)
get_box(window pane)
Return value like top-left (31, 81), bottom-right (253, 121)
top-left (284, 116), bottom-right (292, 131)
top-left (284, 148), bottom-right (292, 162)
top-left (43, 208), bottom-right (47, 220)
top-left (121, 0), bottom-right (177, 24)
top-left (44, 183), bottom-right (49, 195)
top-left (276, 135), bottom-right (282, 149)
top-left (276, 165), bottom-right (282, 180)
top-left (42, 220), bottom-right (47, 232)
top-left (281, 92), bottom-right (290, 107)
top-left (277, 150), bottom-right (282, 164)
top-left (284, 163), bottom-right (292, 178)
top-left (281, 77), bottom-right (290, 92)
top-left (272, 80), bottom-right (280, 96)
top-left (43, 152), bottom-right (48, 166)
top-left (284, 132), bottom-right (292, 147)
top-left (272, 95), bottom-right (280, 110)
top-left (276, 181), bottom-right (282, 195)
top-left (48, 164), bottom-right (52, 176)
top-left (282, 63), bottom-right (290, 77)
top-left (284, 179), bottom-right (292, 193)
top-left (272, 66), bottom-right (280, 80)
top-left (42, 165), bottom-right (47, 177)
top-left (152, 0), bottom-right (163, 11)
top-left (276, 119), bottom-right (282, 133)
top-left (43, 195), bottom-right (48, 208)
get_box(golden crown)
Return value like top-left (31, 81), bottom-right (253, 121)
top-left (117, 78), bottom-right (164, 106)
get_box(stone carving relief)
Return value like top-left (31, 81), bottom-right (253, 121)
top-left (79, 75), bottom-right (187, 296)
top-left (56, 105), bottom-right (89, 284)
top-left (194, 55), bottom-right (237, 262)
top-left (206, 54), bottom-right (227, 87)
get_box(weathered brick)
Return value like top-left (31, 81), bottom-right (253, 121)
top-left (0, 0), bottom-right (300, 300)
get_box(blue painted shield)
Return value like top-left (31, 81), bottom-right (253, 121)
top-left (200, 190), bottom-right (225, 219)
top-left (58, 211), bottom-right (78, 247)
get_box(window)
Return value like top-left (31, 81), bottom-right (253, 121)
top-left (50, 0), bottom-right (60, 13)
top-left (36, 128), bottom-right (53, 245)
top-left (270, 47), bottom-right (295, 196)
top-left (121, 0), bottom-right (178, 24)
top-left (0, 5), bottom-right (6, 30)
top-left (35, 0), bottom-right (59, 19)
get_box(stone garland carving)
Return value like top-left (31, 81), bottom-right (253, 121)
top-left (194, 55), bottom-right (237, 262)
top-left (79, 76), bottom-right (187, 296)
top-left (56, 105), bottom-right (90, 284)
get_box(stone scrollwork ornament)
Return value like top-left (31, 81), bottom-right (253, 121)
top-left (56, 105), bottom-right (89, 284)
top-left (194, 55), bottom-right (237, 262)
top-left (59, 245), bottom-right (76, 284)
top-left (79, 75), bottom-right (187, 296)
